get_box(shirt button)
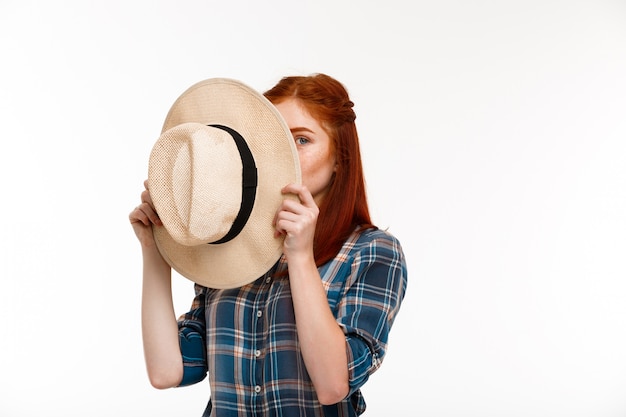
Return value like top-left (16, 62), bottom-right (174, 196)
top-left (265, 277), bottom-right (271, 284)
top-left (254, 385), bottom-right (262, 394)
top-left (256, 310), bottom-right (263, 318)
top-left (255, 349), bottom-right (261, 357)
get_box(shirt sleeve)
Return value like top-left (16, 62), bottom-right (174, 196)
top-left (177, 283), bottom-right (208, 387)
top-left (336, 231), bottom-right (408, 395)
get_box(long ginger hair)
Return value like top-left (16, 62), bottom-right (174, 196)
top-left (264, 73), bottom-right (375, 267)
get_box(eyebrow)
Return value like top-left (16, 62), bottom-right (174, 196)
top-left (290, 127), bottom-right (315, 134)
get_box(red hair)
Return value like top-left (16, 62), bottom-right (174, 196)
top-left (264, 73), bottom-right (375, 267)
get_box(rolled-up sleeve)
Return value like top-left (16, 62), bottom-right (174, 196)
top-left (177, 283), bottom-right (208, 387)
top-left (336, 232), bottom-right (407, 395)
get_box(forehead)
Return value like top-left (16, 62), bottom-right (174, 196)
top-left (274, 99), bottom-right (321, 129)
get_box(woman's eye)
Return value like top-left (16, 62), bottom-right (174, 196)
top-left (295, 136), bottom-right (309, 145)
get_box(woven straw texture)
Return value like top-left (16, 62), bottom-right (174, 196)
top-left (148, 78), bottom-right (301, 289)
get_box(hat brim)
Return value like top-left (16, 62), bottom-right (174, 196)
top-left (150, 78), bottom-right (301, 289)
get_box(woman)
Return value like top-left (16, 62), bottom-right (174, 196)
top-left (130, 73), bottom-right (407, 416)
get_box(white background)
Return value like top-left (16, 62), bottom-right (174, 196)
top-left (1, 1), bottom-right (625, 416)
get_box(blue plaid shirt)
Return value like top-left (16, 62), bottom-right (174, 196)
top-left (177, 227), bottom-right (407, 416)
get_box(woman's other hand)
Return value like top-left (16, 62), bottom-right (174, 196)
top-left (273, 183), bottom-right (318, 261)
top-left (129, 179), bottom-right (162, 247)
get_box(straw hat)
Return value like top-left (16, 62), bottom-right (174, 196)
top-left (148, 78), bottom-right (301, 289)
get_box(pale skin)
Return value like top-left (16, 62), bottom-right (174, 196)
top-left (129, 98), bottom-right (349, 405)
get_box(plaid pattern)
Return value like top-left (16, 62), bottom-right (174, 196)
top-left (177, 228), bottom-right (407, 416)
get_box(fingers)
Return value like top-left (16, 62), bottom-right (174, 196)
top-left (130, 180), bottom-right (162, 226)
top-left (273, 208), bottom-right (303, 237)
top-left (273, 183), bottom-right (318, 240)
top-left (273, 189), bottom-right (302, 230)
top-left (135, 202), bottom-right (162, 226)
top-left (281, 183), bottom-right (315, 207)
top-left (141, 180), bottom-right (155, 207)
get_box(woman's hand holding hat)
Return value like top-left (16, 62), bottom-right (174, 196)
top-left (273, 183), bottom-right (318, 262)
top-left (129, 179), bottom-right (162, 248)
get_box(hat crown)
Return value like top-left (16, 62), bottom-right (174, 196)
top-left (150, 122), bottom-right (243, 246)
